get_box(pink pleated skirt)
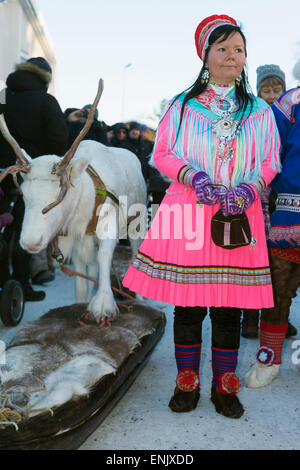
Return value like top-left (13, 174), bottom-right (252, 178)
top-left (123, 182), bottom-right (274, 308)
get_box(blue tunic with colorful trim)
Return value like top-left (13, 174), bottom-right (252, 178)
top-left (268, 88), bottom-right (300, 248)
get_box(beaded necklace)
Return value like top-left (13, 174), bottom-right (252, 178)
top-left (208, 80), bottom-right (235, 88)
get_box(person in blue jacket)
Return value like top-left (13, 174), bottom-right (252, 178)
top-left (242, 65), bottom-right (298, 339)
top-left (248, 87), bottom-right (300, 379)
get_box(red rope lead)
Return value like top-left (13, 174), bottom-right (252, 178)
top-left (60, 265), bottom-right (136, 301)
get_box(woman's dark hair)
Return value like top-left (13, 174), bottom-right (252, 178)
top-left (172, 24), bottom-right (254, 141)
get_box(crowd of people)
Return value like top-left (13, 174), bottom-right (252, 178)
top-left (0, 12), bottom-right (300, 421)
top-left (64, 102), bottom-right (171, 205)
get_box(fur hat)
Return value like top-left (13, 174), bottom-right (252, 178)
top-left (195, 14), bottom-right (238, 61)
top-left (15, 57), bottom-right (52, 85)
top-left (256, 64), bottom-right (286, 93)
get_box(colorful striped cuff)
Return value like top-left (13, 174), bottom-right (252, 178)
top-left (177, 165), bottom-right (197, 187)
top-left (249, 176), bottom-right (266, 195)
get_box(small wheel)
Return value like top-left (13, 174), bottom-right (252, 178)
top-left (0, 280), bottom-right (24, 326)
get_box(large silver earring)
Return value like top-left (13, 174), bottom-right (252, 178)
top-left (235, 74), bottom-right (243, 86)
top-left (200, 68), bottom-right (210, 85)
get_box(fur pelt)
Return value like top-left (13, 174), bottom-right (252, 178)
top-left (0, 302), bottom-right (163, 414)
top-left (15, 62), bottom-right (52, 85)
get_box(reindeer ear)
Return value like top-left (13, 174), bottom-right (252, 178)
top-left (68, 156), bottom-right (89, 183)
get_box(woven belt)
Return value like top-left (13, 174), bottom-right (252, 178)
top-left (275, 193), bottom-right (300, 213)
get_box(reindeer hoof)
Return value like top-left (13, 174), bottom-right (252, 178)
top-left (78, 311), bottom-right (113, 328)
top-left (98, 319), bottom-right (112, 328)
top-left (78, 311), bottom-right (97, 327)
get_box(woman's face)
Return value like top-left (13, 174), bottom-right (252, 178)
top-left (259, 84), bottom-right (284, 106)
top-left (117, 128), bottom-right (127, 141)
top-left (206, 31), bottom-right (246, 85)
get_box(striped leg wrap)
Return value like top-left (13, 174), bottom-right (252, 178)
top-left (175, 344), bottom-right (201, 392)
top-left (260, 321), bottom-right (288, 365)
top-left (175, 344), bottom-right (201, 372)
top-left (211, 347), bottom-right (239, 388)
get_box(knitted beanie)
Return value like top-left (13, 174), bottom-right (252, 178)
top-left (15, 57), bottom-right (52, 85)
top-left (256, 64), bottom-right (286, 94)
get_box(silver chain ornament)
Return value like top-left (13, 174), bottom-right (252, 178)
top-left (210, 95), bottom-right (241, 162)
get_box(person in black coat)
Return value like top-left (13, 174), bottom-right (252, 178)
top-left (1, 58), bottom-right (67, 165)
top-left (0, 57), bottom-right (68, 301)
top-left (109, 122), bottom-right (132, 150)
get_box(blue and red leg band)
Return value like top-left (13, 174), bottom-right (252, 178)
top-left (175, 344), bottom-right (201, 392)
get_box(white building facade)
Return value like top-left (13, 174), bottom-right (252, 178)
top-left (0, 0), bottom-right (57, 96)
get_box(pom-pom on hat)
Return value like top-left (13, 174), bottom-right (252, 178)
top-left (195, 14), bottom-right (238, 61)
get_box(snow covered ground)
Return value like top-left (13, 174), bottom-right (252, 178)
top-left (1, 267), bottom-right (299, 451)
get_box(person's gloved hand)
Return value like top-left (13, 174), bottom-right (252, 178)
top-left (220, 183), bottom-right (256, 216)
top-left (192, 171), bottom-right (223, 205)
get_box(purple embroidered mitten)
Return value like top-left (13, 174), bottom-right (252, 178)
top-left (192, 171), bottom-right (219, 205)
top-left (220, 183), bottom-right (256, 216)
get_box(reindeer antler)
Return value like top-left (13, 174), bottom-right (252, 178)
top-left (42, 78), bottom-right (104, 214)
top-left (0, 114), bottom-right (31, 192)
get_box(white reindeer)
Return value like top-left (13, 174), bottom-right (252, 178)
top-left (0, 80), bottom-right (147, 325)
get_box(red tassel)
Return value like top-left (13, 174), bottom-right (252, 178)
top-left (216, 372), bottom-right (241, 395)
top-left (176, 369), bottom-right (200, 392)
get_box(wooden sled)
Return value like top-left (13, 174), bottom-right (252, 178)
top-left (0, 300), bottom-right (166, 450)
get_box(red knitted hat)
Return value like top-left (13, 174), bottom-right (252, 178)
top-left (195, 14), bottom-right (238, 61)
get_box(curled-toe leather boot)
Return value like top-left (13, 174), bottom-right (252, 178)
top-left (169, 387), bottom-right (200, 413)
top-left (211, 372), bottom-right (244, 419)
top-left (211, 387), bottom-right (244, 419)
top-left (169, 369), bottom-right (200, 413)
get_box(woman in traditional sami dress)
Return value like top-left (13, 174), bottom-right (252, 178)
top-left (123, 14), bottom-right (281, 418)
